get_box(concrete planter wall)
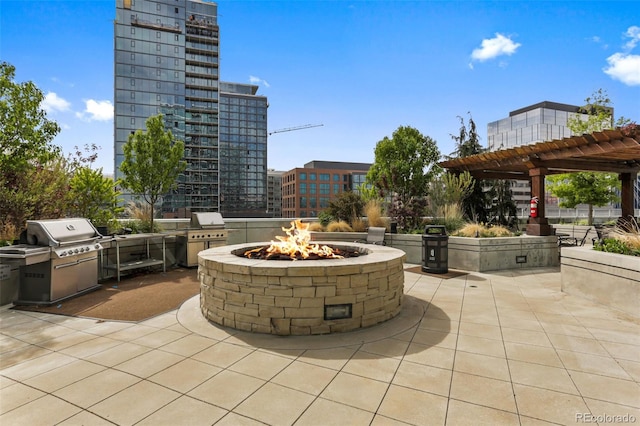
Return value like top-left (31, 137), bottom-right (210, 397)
top-left (311, 232), bottom-right (559, 272)
top-left (561, 247), bottom-right (640, 318)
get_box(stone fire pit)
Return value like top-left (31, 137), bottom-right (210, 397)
top-left (198, 242), bottom-right (406, 335)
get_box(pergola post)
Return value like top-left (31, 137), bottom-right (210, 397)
top-left (619, 172), bottom-right (637, 219)
top-left (526, 167), bottom-right (553, 236)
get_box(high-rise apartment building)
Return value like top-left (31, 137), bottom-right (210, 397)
top-left (114, 0), bottom-right (220, 216)
top-left (219, 82), bottom-right (268, 217)
top-left (281, 161), bottom-right (371, 218)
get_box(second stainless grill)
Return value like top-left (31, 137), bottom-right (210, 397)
top-left (176, 212), bottom-right (228, 267)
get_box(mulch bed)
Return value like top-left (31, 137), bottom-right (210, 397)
top-left (12, 268), bottom-right (200, 322)
top-left (404, 265), bottom-right (468, 279)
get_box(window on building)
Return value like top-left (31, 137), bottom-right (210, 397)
top-left (309, 173), bottom-right (316, 181)
top-left (320, 184), bottom-right (330, 194)
top-left (299, 172), bottom-right (306, 180)
top-left (300, 183), bottom-right (306, 194)
top-left (309, 183), bottom-right (316, 194)
top-left (320, 173), bottom-right (329, 181)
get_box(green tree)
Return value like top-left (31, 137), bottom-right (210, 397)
top-left (548, 89), bottom-right (624, 225)
top-left (428, 171), bottom-right (474, 231)
top-left (0, 62), bottom-right (65, 240)
top-left (547, 173), bottom-right (619, 226)
top-left (366, 126), bottom-right (441, 231)
top-left (0, 157), bottom-right (72, 240)
top-left (0, 62), bottom-right (61, 173)
top-left (119, 114), bottom-right (187, 232)
top-left (449, 114), bottom-right (490, 222)
top-left (486, 180), bottom-right (518, 228)
top-left (429, 171), bottom-right (474, 209)
top-left (69, 167), bottom-right (124, 233)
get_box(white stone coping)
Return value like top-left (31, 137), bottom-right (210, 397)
top-left (198, 241), bottom-right (406, 272)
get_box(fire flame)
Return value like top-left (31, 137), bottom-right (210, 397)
top-left (244, 220), bottom-right (343, 260)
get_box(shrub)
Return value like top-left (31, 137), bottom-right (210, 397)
top-left (595, 216), bottom-right (640, 256)
top-left (326, 220), bottom-right (353, 232)
top-left (453, 223), bottom-right (514, 238)
top-left (318, 210), bottom-right (333, 226)
top-left (307, 222), bottom-right (324, 232)
top-left (351, 218), bottom-right (367, 232)
top-left (594, 238), bottom-right (639, 256)
top-left (121, 201), bottom-right (163, 234)
top-left (363, 199), bottom-right (388, 228)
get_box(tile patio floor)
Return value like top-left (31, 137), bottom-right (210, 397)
top-left (1, 265), bottom-right (639, 425)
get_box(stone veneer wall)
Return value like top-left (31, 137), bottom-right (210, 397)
top-left (198, 242), bottom-right (406, 335)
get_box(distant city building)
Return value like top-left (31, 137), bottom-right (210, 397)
top-left (486, 101), bottom-right (590, 151)
top-left (267, 169), bottom-right (284, 218)
top-left (115, 0), bottom-right (220, 216)
top-left (219, 82), bottom-right (268, 217)
top-left (281, 161), bottom-right (372, 218)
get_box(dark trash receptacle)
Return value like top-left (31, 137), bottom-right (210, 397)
top-left (422, 225), bottom-right (448, 274)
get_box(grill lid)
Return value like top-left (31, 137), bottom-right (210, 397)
top-left (190, 212), bottom-right (225, 229)
top-left (26, 218), bottom-right (101, 247)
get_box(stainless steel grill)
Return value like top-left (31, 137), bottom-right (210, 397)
top-left (177, 212), bottom-right (228, 267)
top-left (0, 218), bottom-right (104, 304)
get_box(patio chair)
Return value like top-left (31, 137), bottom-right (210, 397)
top-left (355, 226), bottom-right (387, 245)
top-left (559, 227), bottom-right (592, 247)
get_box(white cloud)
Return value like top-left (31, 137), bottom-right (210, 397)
top-left (603, 53), bottom-right (640, 86)
top-left (76, 99), bottom-right (113, 122)
top-left (249, 75), bottom-right (270, 88)
top-left (471, 33), bottom-right (521, 62)
top-left (42, 92), bottom-right (71, 114)
top-left (624, 25), bottom-right (640, 50)
top-left (602, 26), bottom-right (640, 86)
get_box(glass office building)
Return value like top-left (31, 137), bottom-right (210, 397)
top-left (486, 101), bottom-right (585, 151)
top-left (114, 0), bottom-right (220, 216)
top-left (219, 82), bottom-right (268, 217)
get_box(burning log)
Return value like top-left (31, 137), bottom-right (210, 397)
top-left (243, 220), bottom-right (361, 260)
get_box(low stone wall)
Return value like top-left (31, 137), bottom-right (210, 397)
top-left (311, 232), bottom-right (559, 272)
top-left (199, 242), bottom-right (406, 335)
top-left (448, 236), bottom-right (559, 272)
top-left (561, 247), bottom-right (640, 318)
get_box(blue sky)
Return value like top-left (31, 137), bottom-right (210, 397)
top-left (2, 0), bottom-right (639, 174)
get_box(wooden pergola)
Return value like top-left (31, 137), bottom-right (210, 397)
top-left (439, 129), bottom-right (640, 236)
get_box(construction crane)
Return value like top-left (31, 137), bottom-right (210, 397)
top-left (268, 123), bottom-right (323, 136)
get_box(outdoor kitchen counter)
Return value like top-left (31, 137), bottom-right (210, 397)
top-left (102, 233), bottom-right (172, 282)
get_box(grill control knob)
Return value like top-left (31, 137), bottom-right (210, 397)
top-left (95, 244), bottom-right (100, 250)
top-left (68, 250), bottom-right (74, 255)
top-left (74, 248), bottom-right (79, 253)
